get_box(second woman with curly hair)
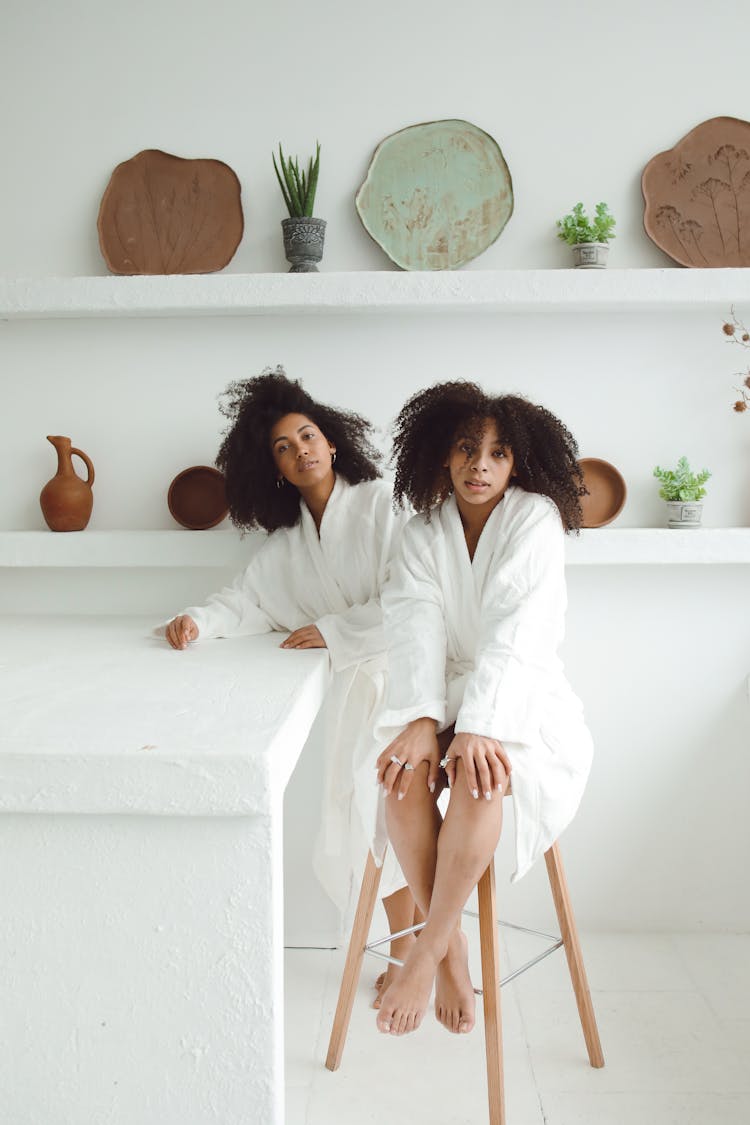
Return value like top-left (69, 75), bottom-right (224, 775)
top-left (159, 367), bottom-right (416, 998)
top-left (373, 381), bottom-right (594, 1037)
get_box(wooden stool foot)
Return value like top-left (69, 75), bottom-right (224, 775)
top-left (478, 862), bottom-right (506, 1125)
top-left (325, 850), bottom-right (383, 1071)
top-left (544, 842), bottom-right (604, 1068)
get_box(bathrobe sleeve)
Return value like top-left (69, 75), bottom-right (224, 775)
top-left (315, 600), bottom-right (385, 671)
top-left (374, 518), bottom-right (448, 743)
top-left (181, 557), bottom-right (277, 640)
top-left (455, 499), bottom-right (566, 746)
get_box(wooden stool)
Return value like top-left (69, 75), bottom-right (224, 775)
top-left (325, 841), bottom-right (604, 1125)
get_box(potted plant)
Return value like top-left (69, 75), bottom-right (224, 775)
top-left (653, 456), bottom-right (711, 528)
top-left (273, 142), bottom-right (324, 272)
top-left (556, 202), bottom-right (616, 268)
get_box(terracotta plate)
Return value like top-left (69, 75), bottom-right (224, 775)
top-left (98, 149), bottom-right (244, 275)
top-left (642, 116), bottom-right (750, 267)
top-left (578, 458), bottom-right (627, 528)
top-left (168, 466), bottom-right (229, 530)
top-left (355, 119), bottom-right (513, 270)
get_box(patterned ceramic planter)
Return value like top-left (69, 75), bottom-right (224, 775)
top-left (281, 217), bottom-right (326, 272)
top-left (666, 500), bottom-right (704, 528)
top-left (572, 242), bottom-right (609, 269)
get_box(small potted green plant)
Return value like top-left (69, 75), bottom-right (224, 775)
top-left (653, 456), bottom-right (711, 528)
top-left (273, 142), bottom-right (324, 272)
top-left (556, 202), bottom-right (616, 268)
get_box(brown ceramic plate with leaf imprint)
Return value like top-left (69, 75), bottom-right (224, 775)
top-left (98, 149), bottom-right (244, 274)
top-left (642, 116), bottom-right (750, 267)
top-left (578, 459), bottom-right (627, 528)
top-left (168, 466), bottom-right (229, 530)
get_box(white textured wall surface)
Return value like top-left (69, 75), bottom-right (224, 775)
top-left (0, 814), bottom-right (281, 1125)
top-left (2, 0), bottom-right (749, 968)
top-left (2, 0), bottom-right (750, 275)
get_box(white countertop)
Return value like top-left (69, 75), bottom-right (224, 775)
top-left (0, 616), bottom-right (330, 816)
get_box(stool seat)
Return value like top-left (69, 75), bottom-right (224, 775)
top-left (325, 839), bottom-right (604, 1125)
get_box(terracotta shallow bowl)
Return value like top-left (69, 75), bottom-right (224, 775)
top-left (578, 458), bottom-right (627, 528)
top-left (168, 466), bottom-right (229, 530)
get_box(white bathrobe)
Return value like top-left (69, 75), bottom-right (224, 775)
top-left (371, 485), bottom-right (593, 881)
top-left (165, 476), bottom-right (407, 913)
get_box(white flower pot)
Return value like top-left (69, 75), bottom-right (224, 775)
top-left (572, 242), bottom-right (609, 268)
top-left (666, 501), bottom-right (704, 529)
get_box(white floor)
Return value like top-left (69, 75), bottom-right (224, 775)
top-left (285, 927), bottom-right (750, 1125)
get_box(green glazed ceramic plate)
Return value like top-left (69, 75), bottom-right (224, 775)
top-left (355, 119), bottom-right (513, 271)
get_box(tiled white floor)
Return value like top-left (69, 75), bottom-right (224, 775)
top-left (285, 929), bottom-right (750, 1125)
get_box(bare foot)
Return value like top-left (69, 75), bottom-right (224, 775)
top-left (375, 944), bottom-right (439, 1036)
top-left (435, 929), bottom-right (475, 1033)
top-left (372, 934), bottom-right (416, 1009)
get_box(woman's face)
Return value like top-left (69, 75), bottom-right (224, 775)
top-left (269, 413), bottom-right (336, 490)
top-left (446, 417), bottom-right (515, 510)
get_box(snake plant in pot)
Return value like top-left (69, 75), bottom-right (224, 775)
top-left (273, 142), bottom-right (324, 272)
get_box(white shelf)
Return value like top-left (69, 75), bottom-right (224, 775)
top-left (3, 268), bottom-right (750, 320)
top-left (0, 529), bottom-right (253, 568)
top-left (1, 528), bottom-right (749, 568)
top-left (565, 527), bottom-right (750, 565)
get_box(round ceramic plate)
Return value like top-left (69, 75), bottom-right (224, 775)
top-left (168, 466), bottom-right (229, 530)
top-left (355, 118), bottom-right (513, 270)
top-left (578, 458), bottom-right (627, 528)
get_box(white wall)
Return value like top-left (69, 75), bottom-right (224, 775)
top-left (2, 0), bottom-right (750, 934)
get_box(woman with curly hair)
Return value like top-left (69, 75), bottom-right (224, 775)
top-left (373, 381), bottom-right (593, 1037)
top-left (160, 368), bottom-right (415, 995)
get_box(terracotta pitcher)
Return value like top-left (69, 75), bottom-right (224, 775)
top-left (39, 435), bottom-right (95, 531)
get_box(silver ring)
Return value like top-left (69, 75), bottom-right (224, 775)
top-left (439, 756), bottom-right (452, 769)
top-left (403, 762), bottom-right (415, 771)
top-left (390, 755), bottom-right (403, 767)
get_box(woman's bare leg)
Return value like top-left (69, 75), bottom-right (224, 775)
top-left (375, 761), bottom-right (442, 1033)
top-left (377, 759), bottom-right (503, 1036)
top-left (373, 886), bottom-right (421, 1009)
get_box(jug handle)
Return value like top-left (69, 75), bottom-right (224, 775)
top-left (71, 447), bottom-right (95, 486)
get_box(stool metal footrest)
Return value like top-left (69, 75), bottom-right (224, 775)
top-left (364, 913), bottom-right (564, 990)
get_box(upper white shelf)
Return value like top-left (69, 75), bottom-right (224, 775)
top-left (2, 528), bottom-right (749, 567)
top-left (3, 268), bottom-right (750, 320)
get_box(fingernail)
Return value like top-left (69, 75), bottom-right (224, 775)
top-left (429, 781), bottom-right (435, 793)
top-left (398, 792), bottom-right (404, 801)
top-left (472, 788), bottom-right (479, 800)
top-left (485, 791), bottom-right (491, 801)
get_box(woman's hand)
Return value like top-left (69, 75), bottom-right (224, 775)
top-left (166, 614), bottom-right (199, 650)
top-left (443, 732), bottom-right (511, 801)
top-left (376, 717), bottom-right (441, 799)
top-left (281, 624), bottom-right (327, 650)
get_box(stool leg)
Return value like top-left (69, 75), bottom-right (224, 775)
top-left (544, 842), bottom-right (605, 1068)
top-left (477, 862), bottom-right (506, 1125)
top-left (325, 850), bottom-right (384, 1071)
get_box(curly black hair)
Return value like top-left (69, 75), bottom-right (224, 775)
top-left (215, 366), bottom-right (382, 531)
top-left (391, 381), bottom-right (584, 532)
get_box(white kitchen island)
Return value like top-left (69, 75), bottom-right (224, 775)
top-left (0, 616), bottom-right (330, 1125)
